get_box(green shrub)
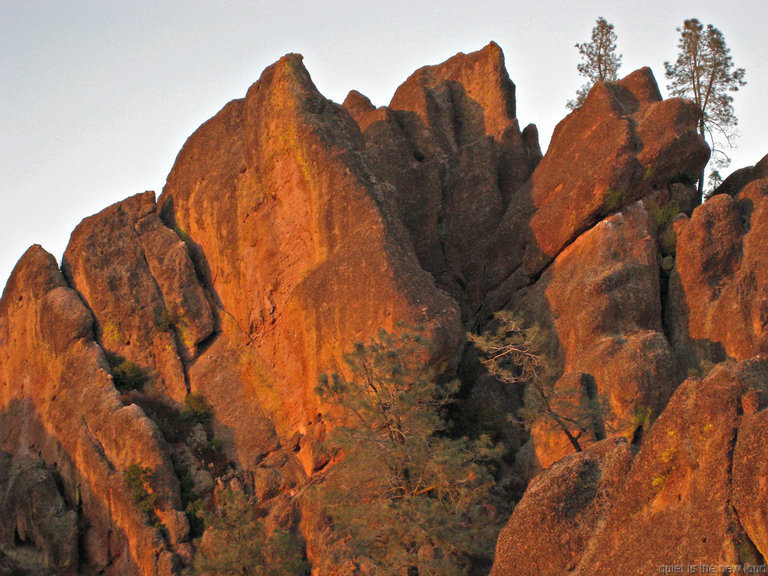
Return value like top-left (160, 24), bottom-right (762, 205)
top-left (124, 463), bottom-right (158, 515)
top-left (108, 355), bottom-right (148, 392)
top-left (180, 394), bottom-right (214, 427)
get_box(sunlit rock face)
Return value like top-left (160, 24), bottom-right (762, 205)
top-left (4, 41), bottom-right (768, 576)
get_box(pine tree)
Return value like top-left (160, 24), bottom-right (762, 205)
top-left (567, 17), bottom-right (622, 109)
top-left (190, 488), bottom-right (308, 576)
top-left (664, 18), bottom-right (746, 197)
top-left (470, 312), bottom-right (608, 453)
top-left (314, 328), bottom-right (502, 575)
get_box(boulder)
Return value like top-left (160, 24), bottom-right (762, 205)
top-left (572, 361), bottom-right (766, 574)
top-left (490, 439), bottom-right (635, 576)
top-left (507, 67), bottom-right (708, 277)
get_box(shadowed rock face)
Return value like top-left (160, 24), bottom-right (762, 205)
top-left (345, 42), bottom-right (541, 319)
top-left (0, 452), bottom-right (78, 575)
top-left (2, 42), bottom-right (768, 576)
top-left (669, 168), bottom-right (768, 367)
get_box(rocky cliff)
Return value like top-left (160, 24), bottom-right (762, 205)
top-left (1, 42), bottom-right (767, 575)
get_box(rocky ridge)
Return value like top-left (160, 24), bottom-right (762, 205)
top-left (0, 42), bottom-right (767, 575)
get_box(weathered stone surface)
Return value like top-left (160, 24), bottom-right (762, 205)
top-left (0, 246), bottom-right (184, 576)
top-left (513, 67), bottom-right (708, 276)
top-left (733, 394), bottom-right (768, 559)
top-left (516, 203), bottom-right (679, 454)
top-left (346, 43), bottom-right (541, 316)
top-left (572, 361), bottom-right (766, 574)
top-left (62, 191), bottom-right (213, 401)
top-left (0, 452), bottom-right (78, 575)
top-left (669, 174), bottom-right (768, 368)
top-left (712, 152), bottom-right (768, 197)
top-left (518, 372), bottom-right (605, 477)
top-left (490, 439), bottom-right (635, 576)
top-left (159, 54), bottom-right (462, 464)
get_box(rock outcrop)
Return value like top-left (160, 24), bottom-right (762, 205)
top-left (345, 42), bottom-right (541, 317)
top-left (0, 246), bottom-right (185, 576)
top-left (669, 162), bottom-right (768, 368)
top-left (2, 41), bottom-right (767, 576)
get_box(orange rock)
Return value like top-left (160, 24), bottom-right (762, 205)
top-left (62, 191), bottom-right (214, 402)
top-left (159, 53), bottom-right (462, 471)
top-left (518, 67), bottom-right (708, 276)
top-left (670, 174), bottom-right (768, 366)
top-left (0, 246), bottom-right (184, 575)
top-left (346, 43), bottom-right (541, 316)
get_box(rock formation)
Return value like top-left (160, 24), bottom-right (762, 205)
top-left (1, 42), bottom-right (766, 576)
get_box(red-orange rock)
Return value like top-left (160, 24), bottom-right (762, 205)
top-left (490, 439), bottom-right (634, 576)
top-left (517, 67), bottom-right (708, 276)
top-left (0, 246), bottom-right (185, 575)
top-left (159, 54), bottom-right (462, 472)
top-left (62, 191), bottom-right (214, 401)
top-left (346, 43), bottom-right (541, 315)
top-left (572, 361), bottom-right (765, 574)
top-left (669, 174), bottom-right (768, 366)
top-left (516, 203), bottom-right (679, 454)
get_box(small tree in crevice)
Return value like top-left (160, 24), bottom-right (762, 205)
top-left (470, 312), bottom-right (608, 453)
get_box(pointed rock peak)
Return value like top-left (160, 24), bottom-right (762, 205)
top-left (1, 245), bottom-right (64, 305)
top-left (390, 41), bottom-right (518, 142)
top-left (245, 52), bottom-right (328, 117)
top-left (617, 67), bottom-right (662, 105)
top-left (343, 89), bottom-right (375, 113)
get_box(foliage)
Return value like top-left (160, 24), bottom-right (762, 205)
top-left (664, 18), bottom-right (746, 195)
top-left (470, 312), bottom-right (608, 453)
top-left (124, 463), bottom-right (158, 515)
top-left (314, 328), bottom-right (502, 575)
top-left (567, 17), bottom-right (622, 109)
top-left (108, 354), bottom-right (148, 392)
top-left (191, 488), bottom-right (308, 576)
top-left (181, 393), bottom-right (214, 427)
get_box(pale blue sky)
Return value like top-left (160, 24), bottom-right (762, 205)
top-left (2, 1), bottom-right (766, 288)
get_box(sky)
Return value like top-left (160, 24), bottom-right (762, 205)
top-left (2, 1), bottom-right (767, 289)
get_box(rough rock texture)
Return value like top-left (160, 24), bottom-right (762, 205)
top-left (159, 53), bottom-right (462, 475)
top-left (0, 246), bottom-right (185, 575)
top-left (669, 172), bottom-right (768, 368)
top-left (345, 42), bottom-right (541, 317)
top-left (733, 389), bottom-right (768, 559)
top-left (572, 361), bottom-right (766, 574)
top-left (4, 42), bottom-right (768, 576)
top-left (517, 203), bottom-right (680, 445)
top-left (490, 439), bottom-right (635, 576)
top-left (507, 67), bottom-right (708, 279)
top-left (0, 452), bottom-right (78, 574)
top-left (63, 191), bottom-right (214, 401)
top-left (491, 361), bottom-right (768, 576)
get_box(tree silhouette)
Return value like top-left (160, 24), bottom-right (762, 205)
top-left (665, 18), bottom-right (746, 196)
top-left (567, 17), bottom-right (622, 110)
